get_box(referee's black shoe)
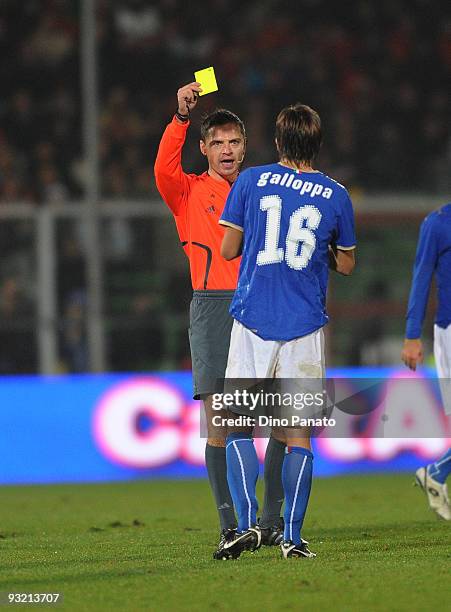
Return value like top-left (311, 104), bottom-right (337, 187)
top-left (259, 516), bottom-right (284, 546)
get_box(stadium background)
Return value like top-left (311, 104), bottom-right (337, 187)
top-left (0, 0), bottom-right (450, 484)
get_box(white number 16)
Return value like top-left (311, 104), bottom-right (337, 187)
top-left (256, 195), bottom-right (322, 270)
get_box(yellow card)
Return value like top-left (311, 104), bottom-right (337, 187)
top-left (194, 66), bottom-right (218, 96)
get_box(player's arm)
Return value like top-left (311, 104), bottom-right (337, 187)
top-left (153, 82), bottom-right (202, 215)
top-left (219, 170), bottom-right (247, 259)
top-left (401, 338), bottom-right (424, 371)
top-left (221, 225), bottom-right (243, 260)
top-left (333, 191), bottom-right (357, 275)
top-left (402, 216), bottom-right (439, 370)
top-left (329, 244), bottom-right (355, 275)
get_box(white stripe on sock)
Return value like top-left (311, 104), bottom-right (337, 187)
top-left (226, 439), bottom-right (254, 449)
top-left (429, 453), bottom-right (451, 478)
top-left (289, 455), bottom-right (307, 543)
top-left (435, 454), bottom-right (451, 468)
top-left (233, 440), bottom-right (252, 530)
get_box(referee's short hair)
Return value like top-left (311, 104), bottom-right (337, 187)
top-left (200, 109), bottom-right (246, 142)
top-left (275, 104), bottom-right (322, 165)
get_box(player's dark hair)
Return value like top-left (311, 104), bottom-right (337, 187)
top-left (200, 109), bottom-right (246, 142)
top-left (275, 104), bottom-right (322, 165)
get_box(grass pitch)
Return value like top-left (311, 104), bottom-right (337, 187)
top-left (0, 474), bottom-right (449, 611)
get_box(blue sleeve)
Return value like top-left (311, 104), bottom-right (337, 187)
top-left (405, 215), bottom-right (439, 339)
top-left (336, 191), bottom-right (356, 249)
top-left (220, 170), bottom-right (249, 230)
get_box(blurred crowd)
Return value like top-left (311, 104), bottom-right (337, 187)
top-left (0, 0), bottom-right (449, 373)
top-left (0, 0), bottom-right (450, 205)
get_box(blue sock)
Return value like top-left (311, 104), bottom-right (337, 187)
top-left (428, 448), bottom-right (451, 484)
top-left (282, 447), bottom-right (313, 545)
top-left (226, 432), bottom-right (259, 532)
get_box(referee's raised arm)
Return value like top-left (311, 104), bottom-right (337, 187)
top-left (154, 82), bottom-right (201, 215)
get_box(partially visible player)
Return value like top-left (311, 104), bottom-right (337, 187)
top-left (154, 83), bottom-right (288, 557)
top-left (219, 103), bottom-right (356, 558)
top-left (402, 204), bottom-right (451, 520)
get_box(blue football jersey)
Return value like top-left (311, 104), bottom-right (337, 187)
top-left (405, 203), bottom-right (451, 339)
top-left (220, 163), bottom-right (356, 340)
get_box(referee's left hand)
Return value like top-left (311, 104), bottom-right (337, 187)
top-left (401, 338), bottom-right (423, 371)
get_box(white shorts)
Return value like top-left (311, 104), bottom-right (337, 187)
top-left (225, 321), bottom-right (327, 421)
top-left (226, 321), bottom-right (325, 379)
top-left (434, 323), bottom-right (451, 415)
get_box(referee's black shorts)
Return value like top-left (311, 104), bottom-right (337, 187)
top-left (189, 290), bottom-right (234, 399)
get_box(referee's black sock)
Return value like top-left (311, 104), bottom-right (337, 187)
top-left (205, 444), bottom-right (237, 531)
top-left (260, 436), bottom-right (286, 529)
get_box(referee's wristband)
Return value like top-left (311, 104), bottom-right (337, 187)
top-left (175, 110), bottom-right (189, 123)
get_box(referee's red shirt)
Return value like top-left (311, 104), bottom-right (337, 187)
top-left (154, 117), bottom-right (240, 290)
